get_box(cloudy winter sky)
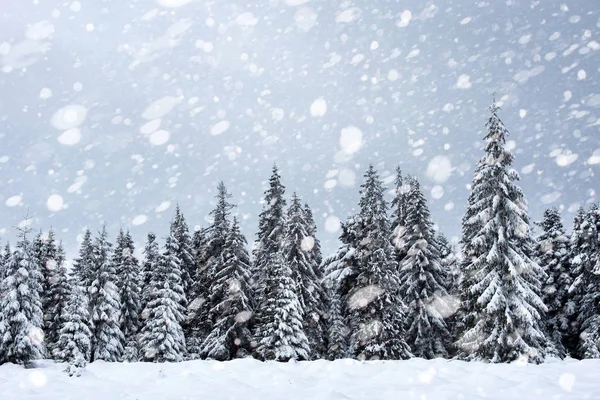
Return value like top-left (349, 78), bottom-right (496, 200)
top-left (0, 0), bottom-right (598, 258)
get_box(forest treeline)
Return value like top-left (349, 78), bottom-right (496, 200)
top-left (0, 103), bottom-right (599, 375)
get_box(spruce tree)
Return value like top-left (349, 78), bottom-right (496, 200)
top-left (115, 230), bottom-right (142, 361)
top-left (252, 165), bottom-right (287, 303)
top-left (56, 280), bottom-right (92, 376)
top-left (571, 204), bottom-right (600, 358)
top-left (89, 226), bottom-right (124, 362)
top-left (325, 285), bottom-right (347, 360)
top-left (254, 252), bottom-right (309, 361)
top-left (173, 205), bottom-right (194, 301)
top-left (139, 226), bottom-right (187, 362)
top-left (141, 233), bottom-right (160, 315)
top-left (457, 101), bottom-right (548, 363)
top-left (282, 194), bottom-right (326, 359)
top-left (303, 203), bottom-right (323, 268)
top-left (0, 228), bottom-right (44, 366)
top-left (390, 167), bottom-right (410, 263)
top-left (71, 229), bottom-right (95, 289)
top-left (45, 243), bottom-right (70, 359)
top-left (398, 178), bottom-right (451, 359)
top-left (187, 182), bottom-right (234, 357)
top-left (200, 218), bottom-right (253, 360)
top-left (535, 207), bottom-right (572, 358)
top-left (346, 165), bottom-right (411, 360)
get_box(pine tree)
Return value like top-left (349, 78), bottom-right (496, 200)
top-left (457, 101), bottom-right (548, 363)
top-left (115, 230), bottom-right (142, 361)
top-left (535, 207), bottom-right (571, 358)
top-left (141, 233), bottom-right (160, 315)
top-left (345, 166), bottom-right (411, 360)
top-left (56, 280), bottom-right (92, 376)
top-left (282, 194), bottom-right (326, 359)
top-left (89, 226), bottom-right (124, 362)
top-left (571, 204), bottom-right (600, 358)
top-left (44, 243), bottom-right (70, 359)
top-left (173, 205), bottom-right (194, 301)
top-left (200, 218), bottom-right (253, 360)
top-left (390, 167), bottom-right (410, 263)
top-left (139, 226), bottom-right (187, 362)
top-left (187, 182), bottom-right (234, 357)
top-left (252, 165), bottom-right (287, 303)
top-left (71, 229), bottom-right (95, 289)
top-left (0, 228), bottom-right (44, 366)
top-left (303, 203), bottom-right (323, 268)
top-left (254, 252), bottom-right (309, 361)
top-left (398, 178), bottom-right (452, 359)
top-left (324, 284), bottom-right (347, 360)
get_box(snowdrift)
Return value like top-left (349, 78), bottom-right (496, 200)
top-left (1, 358), bottom-right (598, 399)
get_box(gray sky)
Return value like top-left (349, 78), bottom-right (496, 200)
top-left (0, 0), bottom-right (598, 259)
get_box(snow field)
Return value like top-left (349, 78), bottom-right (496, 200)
top-left (1, 358), bottom-right (599, 400)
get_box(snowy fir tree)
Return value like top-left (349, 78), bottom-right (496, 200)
top-left (303, 203), bottom-right (323, 269)
top-left (282, 193), bottom-right (326, 359)
top-left (535, 207), bottom-right (572, 358)
top-left (200, 218), bottom-right (254, 360)
top-left (0, 227), bottom-right (44, 366)
top-left (390, 167), bottom-right (410, 263)
top-left (173, 205), bottom-right (194, 301)
top-left (115, 230), bottom-right (142, 361)
top-left (141, 232), bottom-right (160, 313)
top-left (254, 251), bottom-right (309, 361)
top-left (345, 165), bottom-right (411, 360)
top-left (139, 226), bottom-right (187, 362)
top-left (252, 165), bottom-right (287, 303)
top-left (56, 280), bottom-right (92, 376)
top-left (457, 101), bottom-right (548, 364)
top-left (44, 243), bottom-right (70, 359)
top-left (325, 284), bottom-right (347, 360)
top-left (89, 226), bottom-right (124, 362)
top-left (398, 178), bottom-right (452, 359)
top-left (570, 204), bottom-right (600, 359)
top-left (71, 229), bottom-right (95, 289)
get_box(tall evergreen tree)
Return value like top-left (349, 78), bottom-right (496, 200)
top-left (115, 230), bottom-right (142, 361)
top-left (346, 165), bottom-right (411, 360)
top-left (187, 182), bottom-right (235, 357)
top-left (571, 204), bottom-right (600, 358)
top-left (56, 280), bottom-right (92, 376)
top-left (139, 226), bottom-right (187, 362)
top-left (390, 166), bottom-right (410, 263)
top-left (535, 207), bottom-right (572, 358)
top-left (398, 178), bottom-right (452, 359)
top-left (141, 233), bottom-right (160, 314)
top-left (0, 228), bottom-right (44, 366)
top-left (325, 285), bottom-right (347, 360)
top-left (89, 226), bottom-right (124, 362)
top-left (200, 218), bottom-right (254, 360)
top-left (254, 252), bottom-right (309, 361)
top-left (252, 165), bottom-right (287, 303)
top-left (173, 205), bottom-right (194, 301)
top-left (44, 243), bottom-right (70, 359)
top-left (303, 203), bottom-right (323, 268)
top-left (72, 229), bottom-right (95, 289)
top-left (282, 194), bottom-right (326, 359)
top-left (457, 101), bottom-right (548, 363)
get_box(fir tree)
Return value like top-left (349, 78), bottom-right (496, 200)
top-left (173, 205), bottom-right (194, 301)
top-left (346, 166), bottom-right (411, 360)
top-left (252, 165), bottom-right (287, 303)
top-left (0, 227), bottom-right (44, 366)
top-left (457, 101), bottom-right (548, 363)
top-left (139, 226), bottom-right (187, 362)
top-left (115, 230), bottom-right (142, 361)
top-left (200, 218), bottom-right (253, 360)
top-left (89, 226), bottom-right (124, 362)
top-left (71, 229), bottom-right (95, 289)
top-left (535, 207), bottom-right (572, 358)
top-left (44, 243), bottom-right (70, 359)
top-left (56, 280), bottom-right (92, 376)
top-left (303, 203), bottom-right (323, 268)
top-left (141, 233), bottom-right (160, 315)
top-left (571, 204), bottom-right (600, 358)
top-left (324, 283), bottom-right (347, 360)
top-left (187, 182), bottom-right (234, 357)
top-left (282, 194), bottom-right (326, 359)
top-left (398, 178), bottom-right (452, 359)
top-left (254, 252), bottom-right (309, 361)
top-left (390, 167), bottom-right (410, 263)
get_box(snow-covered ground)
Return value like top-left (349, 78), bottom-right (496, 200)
top-left (0, 358), bottom-right (598, 399)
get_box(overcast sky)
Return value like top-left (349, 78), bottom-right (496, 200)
top-left (0, 0), bottom-right (598, 258)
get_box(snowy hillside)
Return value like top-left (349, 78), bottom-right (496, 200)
top-left (1, 358), bottom-right (598, 400)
